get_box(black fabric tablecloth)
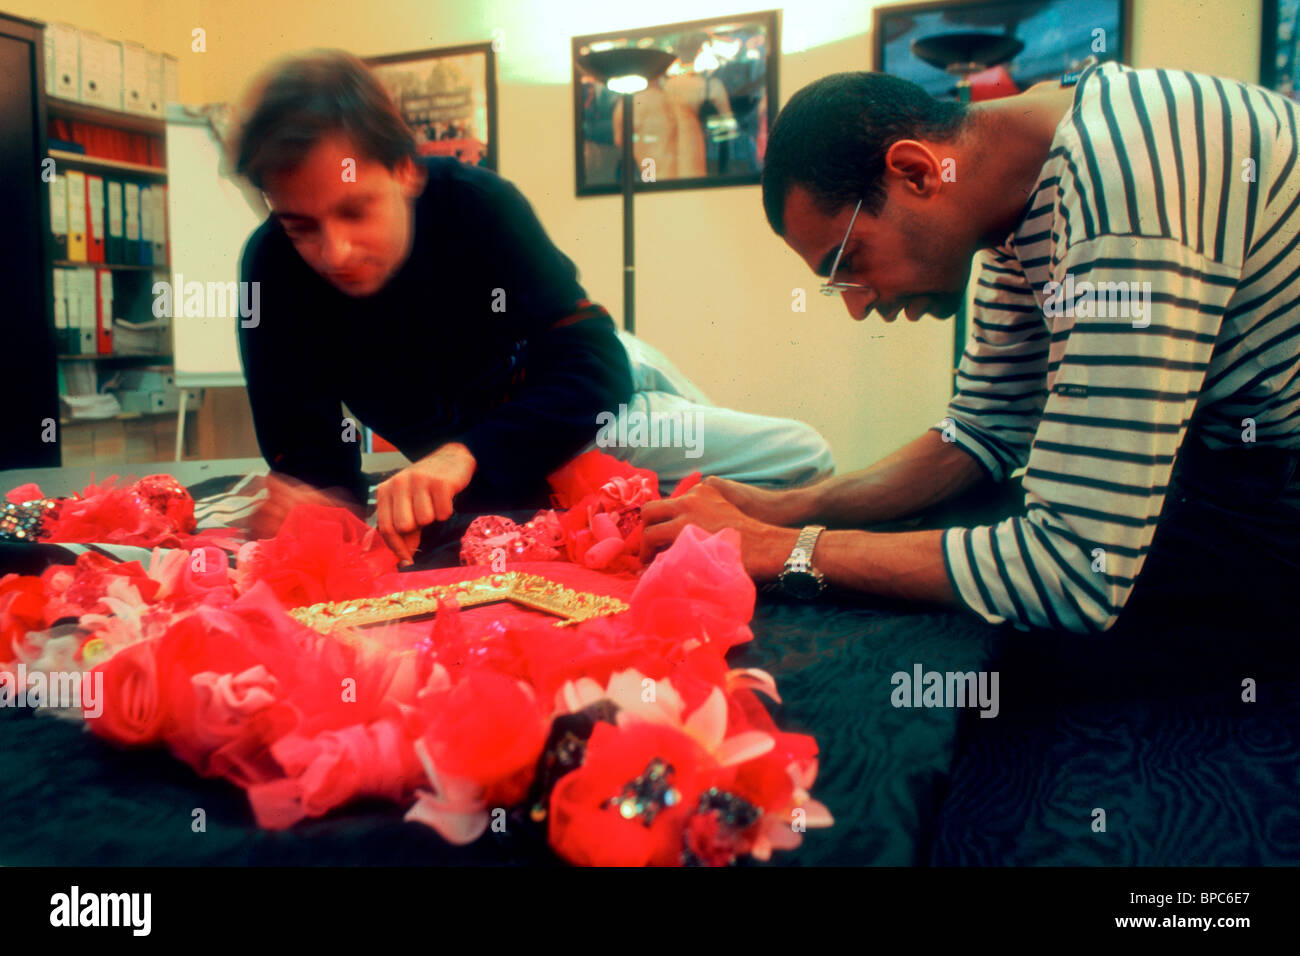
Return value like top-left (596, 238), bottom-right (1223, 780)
top-left (2, 475), bottom-right (1296, 866)
top-left (0, 595), bottom-right (1003, 866)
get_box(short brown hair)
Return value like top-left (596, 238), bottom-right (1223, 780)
top-left (234, 49), bottom-right (417, 190)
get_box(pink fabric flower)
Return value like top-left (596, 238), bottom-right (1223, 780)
top-left (247, 718), bottom-right (422, 829)
top-left (164, 665), bottom-right (293, 782)
top-left (626, 525), bottom-right (756, 653)
top-left (597, 474), bottom-right (657, 511)
top-left (86, 637), bottom-right (169, 746)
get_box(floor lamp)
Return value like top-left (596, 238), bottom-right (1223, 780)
top-left (576, 47), bottom-right (675, 336)
top-left (910, 32), bottom-right (1025, 389)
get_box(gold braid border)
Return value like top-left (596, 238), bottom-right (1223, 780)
top-left (287, 571), bottom-right (629, 635)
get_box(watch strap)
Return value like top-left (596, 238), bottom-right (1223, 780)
top-left (789, 524), bottom-right (826, 567)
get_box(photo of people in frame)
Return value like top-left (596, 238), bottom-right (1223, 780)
top-left (367, 43), bottom-right (498, 170)
top-left (874, 0), bottom-right (1126, 103)
top-left (573, 11), bottom-right (779, 195)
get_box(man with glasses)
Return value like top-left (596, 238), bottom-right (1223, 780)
top-left (234, 50), bottom-right (833, 564)
top-left (643, 65), bottom-right (1300, 635)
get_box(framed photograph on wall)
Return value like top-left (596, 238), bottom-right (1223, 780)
top-left (366, 42), bottom-right (498, 170)
top-left (873, 0), bottom-right (1128, 102)
top-left (572, 11), bottom-right (779, 196)
top-left (1261, 0), bottom-right (1300, 98)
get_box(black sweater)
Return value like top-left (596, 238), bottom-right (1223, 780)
top-left (237, 157), bottom-right (633, 507)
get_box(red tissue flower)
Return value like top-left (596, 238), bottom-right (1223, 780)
top-left (0, 574), bottom-right (47, 665)
top-left (419, 668), bottom-right (548, 807)
top-left (86, 637), bottom-right (170, 746)
top-left (238, 503), bottom-right (396, 607)
top-left (549, 721), bottom-right (715, 867)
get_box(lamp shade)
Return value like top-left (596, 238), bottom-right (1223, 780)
top-left (576, 47), bottom-right (675, 86)
top-left (910, 32), bottom-right (1025, 75)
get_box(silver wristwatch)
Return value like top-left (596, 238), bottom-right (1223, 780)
top-left (776, 525), bottom-right (827, 599)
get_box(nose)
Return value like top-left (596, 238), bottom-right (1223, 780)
top-left (319, 221), bottom-right (352, 270)
top-left (841, 288), bottom-right (876, 321)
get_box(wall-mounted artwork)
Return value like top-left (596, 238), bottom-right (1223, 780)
top-left (366, 42), bottom-right (498, 170)
top-left (1262, 0), bottom-right (1300, 99)
top-left (873, 0), bottom-right (1128, 102)
top-left (573, 11), bottom-right (779, 195)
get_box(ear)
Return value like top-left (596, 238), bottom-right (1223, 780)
top-left (395, 155), bottom-right (426, 198)
top-left (883, 140), bottom-right (945, 198)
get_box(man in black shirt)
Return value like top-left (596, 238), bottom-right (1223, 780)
top-left (234, 51), bottom-right (832, 564)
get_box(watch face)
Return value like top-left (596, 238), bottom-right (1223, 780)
top-left (781, 571), bottom-right (822, 600)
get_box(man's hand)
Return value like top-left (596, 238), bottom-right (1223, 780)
top-left (642, 477), bottom-right (958, 606)
top-left (251, 472), bottom-right (363, 539)
top-left (695, 475), bottom-right (808, 527)
top-left (375, 442), bottom-right (477, 566)
top-left (641, 481), bottom-right (797, 582)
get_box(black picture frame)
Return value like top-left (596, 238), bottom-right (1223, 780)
top-left (365, 42), bottom-right (499, 171)
top-left (572, 10), bottom-right (780, 196)
top-left (1261, 0), bottom-right (1300, 98)
top-left (872, 0), bottom-right (1129, 100)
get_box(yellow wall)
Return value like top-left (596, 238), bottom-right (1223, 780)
top-left (9, 0), bottom-right (1263, 472)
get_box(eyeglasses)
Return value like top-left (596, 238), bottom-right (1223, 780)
top-left (819, 198), bottom-right (875, 298)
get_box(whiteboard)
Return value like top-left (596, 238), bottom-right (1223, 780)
top-left (164, 105), bottom-right (268, 387)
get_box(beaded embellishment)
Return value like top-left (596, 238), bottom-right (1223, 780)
top-left (0, 498), bottom-right (59, 542)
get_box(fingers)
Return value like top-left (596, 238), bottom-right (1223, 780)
top-left (412, 485), bottom-right (436, 528)
top-left (402, 528), bottom-right (422, 561)
top-left (702, 475), bottom-right (741, 504)
top-left (376, 471), bottom-right (459, 567)
top-left (640, 497), bottom-right (676, 526)
top-left (390, 478), bottom-right (417, 535)
top-left (640, 515), bottom-right (689, 561)
top-left (375, 485), bottom-right (414, 566)
top-left (431, 483), bottom-right (455, 523)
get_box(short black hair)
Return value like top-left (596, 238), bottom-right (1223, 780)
top-left (234, 49), bottom-right (418, 191)
top-left (762, 72), bottom-right (968, 235)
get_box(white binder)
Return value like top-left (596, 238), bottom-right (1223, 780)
top-left (45, 23), bottom-right (80, 100)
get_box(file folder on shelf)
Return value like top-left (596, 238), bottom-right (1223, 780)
top-left (45, 23), bottom-right (80, 100)
top-left (80, 269), bottom-right (98, 355)
top-left (52, 269), bottom-right (72, 354)
top-left (151, 185), bottom-right (167, 266)
top-left (66, 169), bottom-right (87, 262)
top-left (144, 49), bottom-right (164, 118)
top-left (86, 174), bottom-right (105, 263)
top-left (138, 185), bottom-right (153, 266)
top-left (78, 31), bottom-right (123, 110)
top-left (96, 269), bottom-right (114, 355)
top-left (121, 41), bottom-right (149, 115)
top-left (106, 179), bottom-right (124, 264)
top-left (48, 173), bottom-right (68, 260)
top-left (124, 182), bottom-right (140, 264)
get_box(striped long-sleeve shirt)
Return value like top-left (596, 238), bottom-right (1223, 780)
top-left (938, 61), bottom-right (1300, 634)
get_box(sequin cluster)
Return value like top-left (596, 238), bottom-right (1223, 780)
top-left (0, 498), bottom-right (58, 542)
top-left (608, 758), bottom-right (682, 825)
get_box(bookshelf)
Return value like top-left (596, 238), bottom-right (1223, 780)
top-left (47, 95), bottom-right (166, 134)
top-left (48, 148), bottom-right (168, 178)
top-left (42, 78), bottom-right (200, 465)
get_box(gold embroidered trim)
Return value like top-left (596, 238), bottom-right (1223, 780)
top-left (287, 571), bottom-right (629, 634)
